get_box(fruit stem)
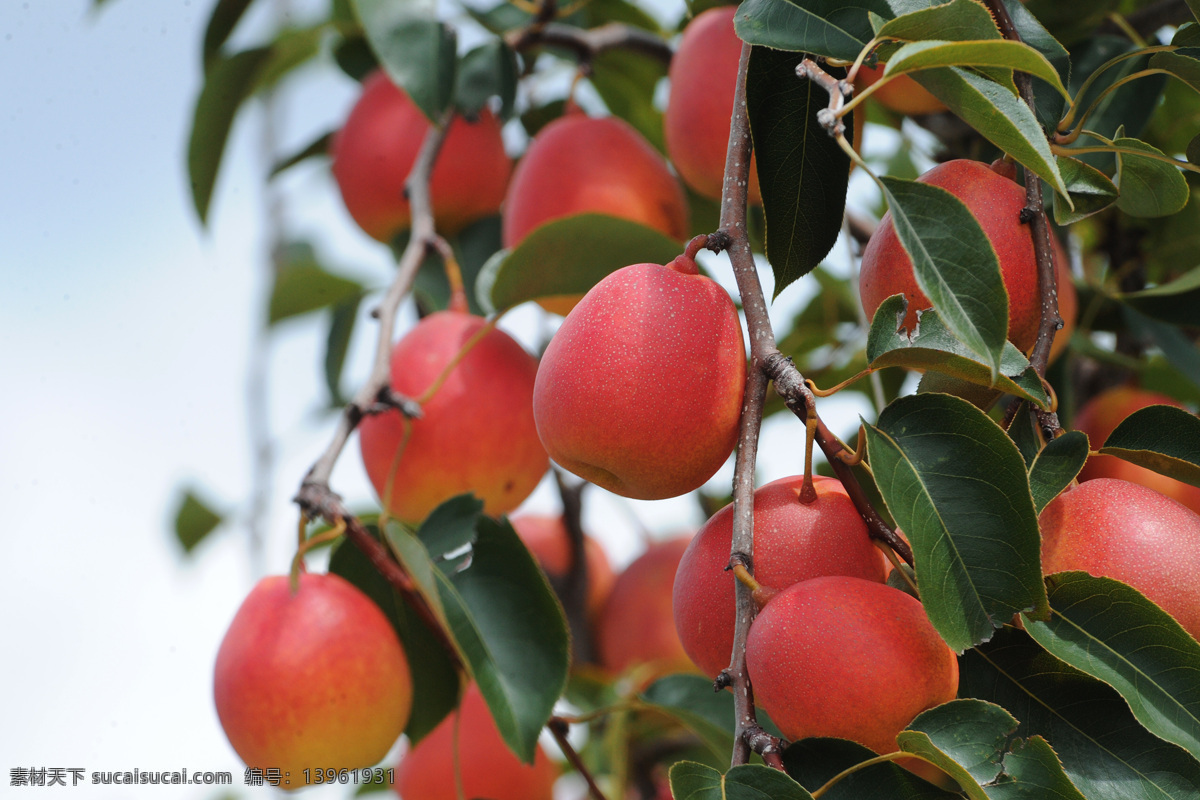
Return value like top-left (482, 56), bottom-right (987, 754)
top-left (800, 411), bottom-right (818, 504)
top-left (731, 563), bottom-right (777, 610)
top-left (432, 236), bottom-right (469, 313)
top-left (805, 370), bottom-right (872, 397)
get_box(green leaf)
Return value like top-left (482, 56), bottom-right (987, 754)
top-left (912, 68), bottom-right (1069, 201)
top-left (270, 130), bottom-right (333, 178)
top-left (748, 46), bottom-right (851, 297)
top-left (896, 700), bottom-right (1018, 799)
top-left (866, 296), bottom-right (1048, 408)
top-left (329, 531), bottom-right (458, 743)
top-left (1052, 155), bottom-right (1119, 225)
top-left (1118, 267), bottom-right (1200, 326)
top-left (1189, 133), bottom-right (1200, 164)
top-left (187, 47), bottom-right (272, 224)
top-left (202, 0), bottom-right (254, 73)
top-left (415, 493), bottom-right (483, 564)
top-left (433, 517), bottom-right (570, 762)
top-left (877, 176), bottom-right (1008, 377)
top-left (962, 628), bottom-right (1200, 800)
top-left (353, 0), bottom-right (457, 122)
top-left (885, 40), bottom-right (1069, 100)
top-left (1124, 307), bottom-right (1200, 393)
top-left (1024, 572), bottom-right (1200, 761)
top-left (333, 34), bottom-right (378, 82)
top-left (1189, 0), bottom-right (1200, 24)
top-left (267, 244), bottom-right (364, 325)
top-left (669, 762), bottom-right (815, 800)
top-left (256, 25), bottom-right (324, 90)
top-left (591, 49), bottom-right (668, 153)
top-left (1114, 137), bottom-right (1190, 218)
top-left (877, 0), bottom-right (1002, 42)
top-left (733, 0), bottom-right (892, 60)
top-left (454, 39), bottom-right (518, 120)
top-left (1001, 0), bottom-right (1070, 128)
top-left (1098, 404), bottom-right (1200, 488)
top-left (783, 738), bottom-right (961, 799)
top-left (475, 214), bottom-right (684, 313)
top-left (640, 675), bottom-right (737, 758)
top-left (173, 489), bottom-right (224, 553)
top-left (986, 735), bottom-right (1089, 800)
top-left (1150, 51), bottom-right (1200, 97)
top-left (865, 393), bottom-right (1048, 652)
top-left (1027, 430), bottom-right (1087, 513)
top-left (324, 295), bottom-right (361, 407)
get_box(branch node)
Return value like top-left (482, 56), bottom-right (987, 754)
top-left (706, 229), bottom-right (734, 254)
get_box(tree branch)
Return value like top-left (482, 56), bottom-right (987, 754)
top-left (548, 717), bottom-right (609, 800)
top-left (294, 110), bottom-right (464, 668)
top-left (507, 22), bottom-right (673, 66)
top-left (299, 111), bottom-right (451, 493)
top-left (713, 40), bottom-right (771, 770)
top-left (985, 0), bottom-right (1063, 438)
top-left (554, 469), bottom-right (595, 665)
top-left (1098, 0), bottom-right (1192, 38)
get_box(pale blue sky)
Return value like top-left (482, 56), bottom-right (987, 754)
top-left (0, 1), bottom-right (880, 797)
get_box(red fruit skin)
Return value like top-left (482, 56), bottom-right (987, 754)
top-left (214, 573), bottom-right (413, 780)
top-left (1074, 386), bottom-right (1200, 515)
top-left (859, 159), bottom-right (1074, 354)
top-left (393, 684), bottom-right (557, 800)
top-left (1039, 478), bottom-right (1200, 640)
top-left (331, 71), bottom-right (511, 242)
top-left (533, 258), bottom-right (746, 500)
top-left (665, 6), bottom-right (760, 204)
top-left (359, 311), bottom-right (548, 523)
top-left (597, 537), bottom-right (697, 677)
top-left (673, 475), bottom-right (891, 678)
top-left (502, 114), bottom-right (690, 249)
top-left (853, 64), bottom-right (946, 116)
top-left (746, 576), bottom-right (958, 755)
top-left (510, 514), bottom-right (616, 618)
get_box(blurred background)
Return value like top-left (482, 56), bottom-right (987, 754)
top-left (0, 0), bottom-right (897, 796)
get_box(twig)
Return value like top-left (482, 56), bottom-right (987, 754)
top-left (294, 484), bottom-right (464, 670)
top-left (506, 21), bottom-right (673, 66)
top-left (984, 0), bottom-right (1063, 439)
top-left (294, 111), bottom-right (463, 667)
top-left (548, 717), bottom-right (609, 800)
top-left (298, 111), bottom-right (452, 493)
top-left (554, 469), bottom-right (594, 664)
top-left (764, 354), bottom-right (913, 565)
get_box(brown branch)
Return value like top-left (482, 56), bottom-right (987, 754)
top-left (548, 717), bottom-right (608, 800)
top-left (712, 40), bottom-right (771, 769)
top-left (763, 354), bottom-right (913, 566)
top-left (294, 111), bottom-right (464, 667)
top-left (985, 0), bottom-right (1063, 438)
top-left (506, 22), bottom-right (673, 66)
top-left (554, 469), bottom-right (594, 665)
top-left (744, 724), bottom-right (786, 771)
top-left (299, 110), bottom-right (451, 492)
top-left (294, 484), bottom-right (464, 671)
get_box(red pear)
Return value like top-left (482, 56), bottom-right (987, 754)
top-left (214, 573), bottom-right (412, 783)
top-left (331, 70), bottom-right (510, 242)
top-left (359, 310), bottom-right (548, 523)
top-left (673, 475), bottom-right (890, 678)
top-left (533, 248), bottom-right (745, 500)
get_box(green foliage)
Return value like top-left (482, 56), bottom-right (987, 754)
top-left (746, 47), bottom-right (852, 297)
top-left (1025, 572), bottom-right (1200, 760)
top-left (670, 761), bottom-right (815, 799)
top-left (876, 176), bottom-right (1009, 376)
top-left (476, 214), bottom-right (684, 313)
top-left (1099, 403), bottom-right (1200, 485)
top-left (1027, 430), bottom-right (1088, 512)
top-left (866, 393), bottom-right (1048, 651)
top-left (172, 489), bottom-right (224, 553)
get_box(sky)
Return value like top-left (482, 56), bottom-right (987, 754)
top-left (0, 1), bottom-right (887, 797)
